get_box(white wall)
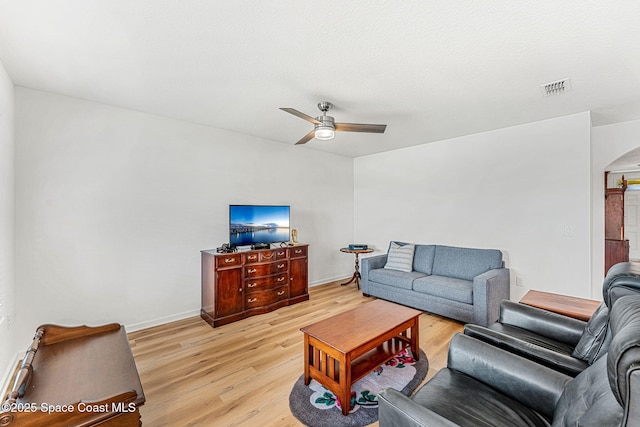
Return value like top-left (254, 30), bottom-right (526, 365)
top-left (0, 61), bottom-right (16, 387)
top-left (591, 118), bottom-right (640, 296)
top-left (354, 112), bottom-right (592, 300)
top-left (14, 88), bottom-right (354, 344)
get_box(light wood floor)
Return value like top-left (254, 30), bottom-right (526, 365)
top-left (128, 281), bottom-right (464, 426)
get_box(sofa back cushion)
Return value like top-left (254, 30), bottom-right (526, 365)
top-left (601, 262), bottom-right (640, 308)
top-left (413, 244), bottom-right (436, 274)
top-left (570, 302), bottom-right (611, 364)
top-left (552, 356), bottom-right (623, 427)
top-left (432, 245), bottom-right (503, 281)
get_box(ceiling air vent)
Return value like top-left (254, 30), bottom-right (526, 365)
top-left (540, 78), bottom-right (571, 97)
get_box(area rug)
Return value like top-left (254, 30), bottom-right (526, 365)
top-left (289, 348), bottom-right (428, 427)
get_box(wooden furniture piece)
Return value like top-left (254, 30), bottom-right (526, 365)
top-left (605, 173), bottom-right (629, 274)
top-left (519, 290), bottom-right (601, 321)
top-left (605, 238), bottom-right (630, 274)
top-left (1, 324), bottom-right (144, 427)
top-left (339, 247), bottom-right (374, 289)
top-left (201, 244), bottom-right (309, 327)
top-left (300, 299), bottom-right (421, 416)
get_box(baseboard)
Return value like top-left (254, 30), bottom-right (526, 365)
top-left (1, 351), bottom-right (22, 399)
top-left (122, 275), bottom-right (352, 333)
top-left (125, 308), bottom-right (201, 333)
top-left (309, 275), bottom-right (352, 287)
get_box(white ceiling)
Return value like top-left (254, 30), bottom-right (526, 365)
top-left (1, 1), bottom-right (640, 158)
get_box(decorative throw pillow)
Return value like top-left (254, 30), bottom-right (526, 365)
top-left (384, 242), bottom-right (415, 272)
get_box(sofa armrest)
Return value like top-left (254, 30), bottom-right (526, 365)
top-left (499, 300), bottom-right (586, 346)
top-left (464, 324), bottom-right (588, 376)
top-left (360, 253), bottom-right (387, 294)
top-left (447, 333), bottom-right (571, 419)
top-left (378, 388), bottom-right (460, 427)
top-left (472, 268), bottom-right (510, 327)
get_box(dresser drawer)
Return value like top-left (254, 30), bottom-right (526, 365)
top-left (245, 261), bottom-right (288, 277)
top-left (245, 274), bottom-right (288, 291)
top-left (245, 287), bottom-right (288, 308)
top-left (288, 246), bottom-right (307, 259)
top-left (274, 248), bottom-right (288, 260)
top-left (215, 253), bottom-right (242, 269)
top-left (244, 250), bottom-right (280, 264)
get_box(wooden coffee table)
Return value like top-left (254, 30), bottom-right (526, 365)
top-left (300, 299), bottom-right (421, 415)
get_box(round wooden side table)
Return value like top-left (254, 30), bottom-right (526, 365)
top-left (340, 247), bottom-right (374, 289)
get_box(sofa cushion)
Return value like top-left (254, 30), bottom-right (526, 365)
top-left (570, 302), bottom-right (611, 364)
top-left (384, 242), bottom-right (415, 272)
top-left (412, 369), bottom-right (552, 427)
top-left (369, 268), bottom-right (427, 290)
top-left (413, 275), bottom-right (473, 304)
top-left (553, 356), bottom-right (623, 427)
top-left (432, 245), bottom-right (503, 281)
top-left (413, 244), bottom-right (436, 275)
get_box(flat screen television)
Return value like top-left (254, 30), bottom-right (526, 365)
top-left (229, 205), bottom-right (290, 246)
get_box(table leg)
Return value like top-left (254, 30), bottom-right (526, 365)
top-left (340, 253), bottom-right (361, 289)
top-left (411, 318), bottom-right (419, 361)
top-left (339, 356), bottom-right (352, 416)
top-left (303, 335), bottom-right (311, 385)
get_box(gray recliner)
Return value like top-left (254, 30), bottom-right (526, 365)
top-left (378, 294), bottom-right (640, 427)
top-left (463, 261), bottom-right (640, 376)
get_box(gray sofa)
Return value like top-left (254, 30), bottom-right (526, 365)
top-left (361, 243), bottom-right (509, 327)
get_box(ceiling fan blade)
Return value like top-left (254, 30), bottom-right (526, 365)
top-left (295, 130), bottom-right (316, 145)
top-left (280, 108), bottom-right (321, 124)
top-left (335, 123), bottom-right (387, 133)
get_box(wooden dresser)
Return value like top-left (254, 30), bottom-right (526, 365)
top-left (1, 324), bottom-right (144, 427)
top-left (201, 244), bottom-right (309, 327)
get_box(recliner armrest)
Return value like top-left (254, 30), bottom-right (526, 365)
top-left (499, 300), bottom-right (586, 346)
top-left (464, 324), bottom-right (588, 376)
top-left (447, 333), bottom-right (571, 419)
top-left (378, 388), bottom-right (459, 427)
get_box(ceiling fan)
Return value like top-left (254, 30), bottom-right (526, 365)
top-left (280, 101), bottom-right (387, 145)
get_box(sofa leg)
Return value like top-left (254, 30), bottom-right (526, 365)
top-left (363, 293), bottom-right (370, 297)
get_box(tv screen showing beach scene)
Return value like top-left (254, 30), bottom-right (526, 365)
top-left (229, 205), bottom-right (290, 246)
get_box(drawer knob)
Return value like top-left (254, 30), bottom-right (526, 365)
top-left (225, 258), bottom-right (235, 263)
top-left (277, 291), bottom-right (285, 296)
top-left (277, 264), bottom-right (285, 269)
top-left (295, 250), bottom-right (302, 254)
top-left (277, 277), bottom-right (285, 282)
top-left (248, 298), bottom-right (257, 303)
top-left (248, 283), bottom-right (257, 288)
top-left (247, 268), bottom-right (257, 273)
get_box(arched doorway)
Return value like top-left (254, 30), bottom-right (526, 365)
top-left (604, 147), bottom-right (640, 268)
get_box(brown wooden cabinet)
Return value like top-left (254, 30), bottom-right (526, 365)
top-left (605, 177), bottom-right (630, 274)
top-left (289, 245), bottom-right (308, 300)
top-left (201, 244), bottom-right (309, 327)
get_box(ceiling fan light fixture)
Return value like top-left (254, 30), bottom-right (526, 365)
top-left (314, 125), bottom-right (335, 140)
top-left (280, 101), bottom-right (386, 145)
